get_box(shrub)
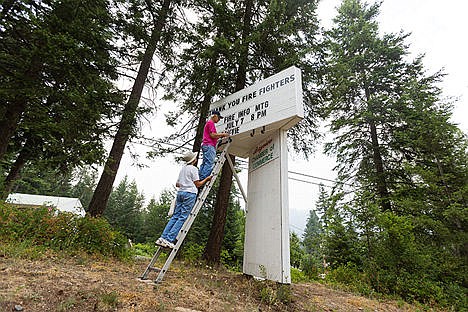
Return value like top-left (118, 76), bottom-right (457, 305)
top-left (132, 243), bottom-right (157, 257)
top-left (291, 267), bottom-right (309, 283)
top-left (180, 243), bottom-right (204, 263)
top-left (325, 263), bottom-right (374, 296)
top-left (0, 202), bottom-right (129, 258)
top-left (301, 254), bottom-right (323, 280)
top-left (377, 268), bottom-right (467, 309)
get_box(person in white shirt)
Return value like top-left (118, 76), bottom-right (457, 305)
top-left (156, 151), bottom-right (212, 248)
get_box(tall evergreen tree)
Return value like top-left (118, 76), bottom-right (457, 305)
top-left (9, 166), bottom-right (74, 197)
top-left (302, 209), bottom-right (322, 256)
top-left (88, 0), bottom-right (180, 216)
top-left (290, 232), bottom-right (305, 268)
top-left (69, 167), bottom-right (99, 211)
top-left (0, 0), bottom-right (123, 197)
top-left (104, 176), bottom-right (145, 242)
top-left (206, 0), bottom-right (322, 263)
top-left (323, 0), bottom-right (468, 304)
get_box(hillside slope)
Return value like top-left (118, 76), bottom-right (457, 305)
top-left (0, 256), bottom-right (431, 311)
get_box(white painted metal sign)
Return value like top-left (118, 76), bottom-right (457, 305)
top-left (207, 66), bottom-right (304, 284)
top-left (210, 66), bottom-right (303, 157)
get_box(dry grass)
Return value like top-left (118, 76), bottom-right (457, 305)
top-left (0, 254), bottom-right (436, 311)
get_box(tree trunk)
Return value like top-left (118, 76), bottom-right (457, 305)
top-left (203, 0), bottom-right (253, 264)
top-left (192, 55), bottom-right (219, 157)
top-left (368, 119), bottom-right (391, 211)
top-left (0, 99), bottom-right (27, 162)
top-left (365, 87), bottom-right (391, 212)
top-left (204, 154), bottom-right (235, 263)
top-left (87, 0), bottom-right (172, 217)
top-left (0, 138), bottom-right (33, 199)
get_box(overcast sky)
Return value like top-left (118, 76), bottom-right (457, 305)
top-left (116, 0), bottom-right (468, 235)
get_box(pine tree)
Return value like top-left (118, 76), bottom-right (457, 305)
top-left (323, 0), bottom-right (468, 304)
top-left (302, 210), bottom-right (322, 256)
top-left (0, 0), bottom-right (123, 197)
top-left (88, 0), bottom-right (177, 216)
top-left (8, 166), bottom-right (74, 197)
top-left (290, 232), bottom-right (305, 268)
top-left (69, 167), bottom-right (99, 211)
top-left (104, 176), bottom-right (145, 242)
top-left (204, 0), bottom-right (322, 264)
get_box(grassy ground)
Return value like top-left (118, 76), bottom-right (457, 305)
top-left (0, 252), bottom-right (440, 312)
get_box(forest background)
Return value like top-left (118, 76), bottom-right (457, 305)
top-left (114, 0), bottom-right (468, 236)
top-left (0, 0), bottom-right (466, 310)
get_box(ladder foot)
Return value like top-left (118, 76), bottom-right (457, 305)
top-left (138, 278), bottom-right (156, 285)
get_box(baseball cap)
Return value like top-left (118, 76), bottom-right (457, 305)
top-left (211, 110), bottom-right (223, 119)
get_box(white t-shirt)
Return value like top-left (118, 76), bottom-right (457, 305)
top-left (177, 165), bottom-right (199, 194)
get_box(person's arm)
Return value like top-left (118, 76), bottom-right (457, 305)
top-left (194, 175), bottom-right (212, 188)
top-left (209, 132), bottom-right (229, 139)
top-left (207, 121), bottom-right (229, 139)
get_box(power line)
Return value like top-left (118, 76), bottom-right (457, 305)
top-left (290, 223), bottom-right (305, 235)
top-left (288, 176), bottom-right (334, 188)
top-left (289, 170), bottom-right (354, 187)
top-left (131, 139), bottom-right (355, 190)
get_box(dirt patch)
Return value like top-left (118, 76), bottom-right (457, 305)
top-left (0, 255), bottom-right (427, 311)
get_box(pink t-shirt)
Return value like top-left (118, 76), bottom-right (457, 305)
top-left (202, 119), bottom-right (218, 146)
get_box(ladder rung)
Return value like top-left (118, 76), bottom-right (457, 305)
top-left (148, 267), bottom-right (161, 272)
top-left (156, 245), bottom-right (174, 249)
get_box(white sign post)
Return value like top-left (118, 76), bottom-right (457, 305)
top-left (243, 130), bottom-right (291, 283)
top-left (210, 66), bottom-right (303, 284)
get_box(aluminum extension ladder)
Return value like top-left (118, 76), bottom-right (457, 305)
top-left (139, 139), bottom-right (231, 284)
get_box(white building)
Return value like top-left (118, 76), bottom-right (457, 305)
top-left (6, 193), bottom-right (85, 216)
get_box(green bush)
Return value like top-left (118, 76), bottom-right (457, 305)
top-left (220, 248), bottom-right (242, 271)
top-left (377, 269), bottom-right (467, 309)
top-left (132, 243), bottom-right (157, 257)
top-left (0, 202), bottom-right (129, 258)
top-left (325, 263), bottom-right (374, 296)
top-left (326, 263), bottom-right (362, 285)
top-left (324, 262), bottom-right (467, 310)
top-left (300, 254), bottom-right (323, 280)
top-left (290, 267), bottom-right (309, 283)
top-left (180, 243), bottom-right (204, 263)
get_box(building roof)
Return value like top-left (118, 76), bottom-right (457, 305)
top-left (6, 193), bottom-right (85, 216)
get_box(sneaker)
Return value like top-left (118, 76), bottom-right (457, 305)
top-left (155, 237), bottom-right (168, 248)
top-left (162, 238), bottom-right (175, 249)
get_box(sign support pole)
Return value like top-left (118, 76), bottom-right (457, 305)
top-left (243, 129), bottom-right (291, 283)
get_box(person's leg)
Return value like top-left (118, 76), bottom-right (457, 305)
top-left (163, 191), bottom-right (197, 243)
top-left (199, 145), bottom-right (216, 180)
top-left (160, 193), bottom-right (183, 240)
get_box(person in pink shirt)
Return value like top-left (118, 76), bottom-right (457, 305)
top-left (199, 110), bottom-right (229, 180)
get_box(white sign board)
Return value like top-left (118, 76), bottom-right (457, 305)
top-left (207, 67), bottom-right (304, 284)
top-left (210, 66), bottom-right (303, 157)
